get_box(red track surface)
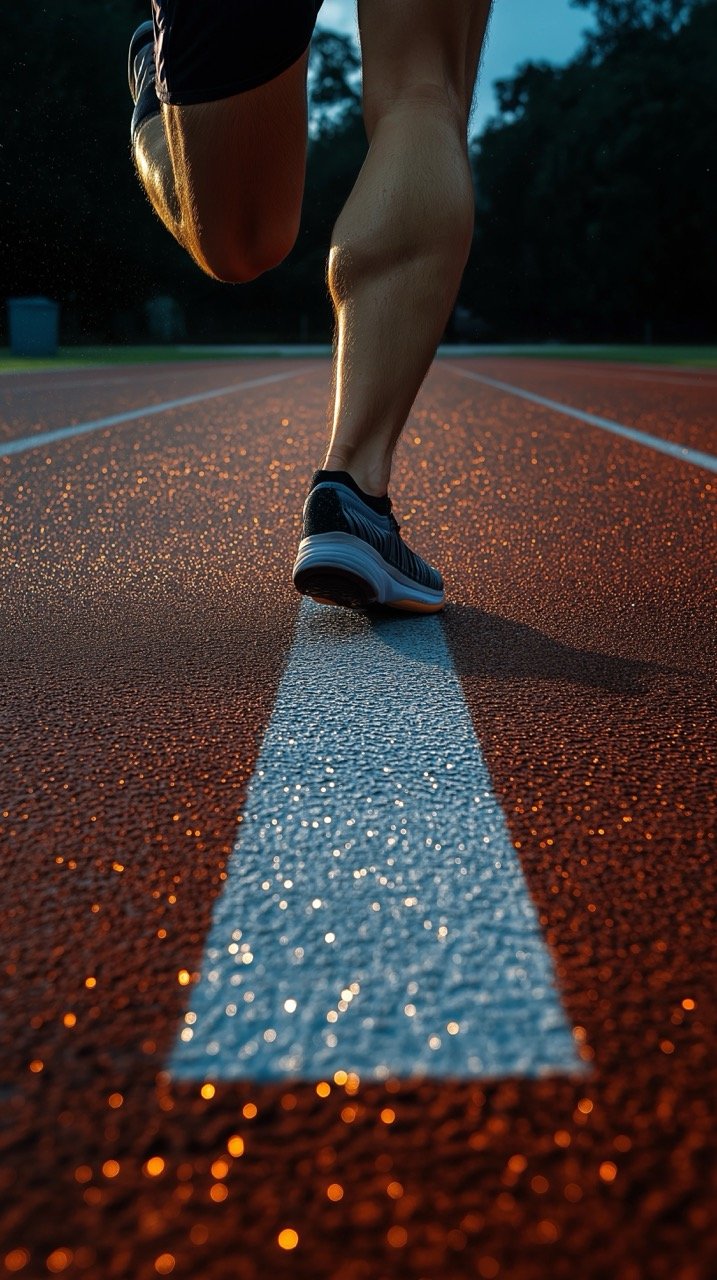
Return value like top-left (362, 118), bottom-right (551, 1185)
top-left (0, 357), bottom-right (715, 1279)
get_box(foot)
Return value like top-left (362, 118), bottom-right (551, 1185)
top-left (292, 471), bottom-right (444, 613)
top-left (128, 19), bottom-right (160, 142)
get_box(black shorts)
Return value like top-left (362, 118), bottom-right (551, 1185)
top-left (151, 0), bottom-right (325, 106)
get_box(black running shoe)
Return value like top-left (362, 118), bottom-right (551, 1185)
top-left (128, 19), bottom-right (160, 142)
top-left (292, 471), bottom-right (444, 613)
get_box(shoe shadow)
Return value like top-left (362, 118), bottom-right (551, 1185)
top-left (441, 603), bottom-right (685, 696)
top-left (299, 599), bottom-right (686, 697)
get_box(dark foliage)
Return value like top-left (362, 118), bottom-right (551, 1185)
top-left (464, 0), bottom-right (716, 341)
top-left (572, 0), bottom-right (698, 53)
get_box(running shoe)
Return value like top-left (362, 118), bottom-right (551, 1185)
top-left (128, 19), bottom-right (160, 142)
top-left (292, 470), bottom-right (444, 613)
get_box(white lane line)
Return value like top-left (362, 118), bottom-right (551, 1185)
top-left (493, 366), bottom-right (716, 390)
top-left (451, 367), bottom-right (717, 474)
top-left (170, 601), bottom-right (585, 1083)
top-left (599, 363), bottom-right (717, 382)
top-left (0, 370), bottom-right (304, 458)
top-left (2, 376), bottom-right (154, 395)
top-left (588, 372), bottom-right (715, 389)
top-left (618, 373), bottom-right (716, 387)
top-left (0, 369), bottom-right (246, 395)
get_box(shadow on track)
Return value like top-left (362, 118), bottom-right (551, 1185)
top-left (298, 597), bottom-right (683, 694)
top-left (441, 604), bottom-right (687, 696)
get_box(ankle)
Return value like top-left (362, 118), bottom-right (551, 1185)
top-left (322, 451), bottom-right (391, 498)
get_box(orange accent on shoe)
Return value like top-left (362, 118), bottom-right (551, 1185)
top-left (391, 598), bottom-right (444, 614)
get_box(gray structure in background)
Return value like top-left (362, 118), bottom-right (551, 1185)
top-left (145, 296), bottom-right (187, 344)
top-left (7, 297), bottom-right (59, 356)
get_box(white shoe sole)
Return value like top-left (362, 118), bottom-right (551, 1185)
top-left (292, 532), bottom-right (444, 614)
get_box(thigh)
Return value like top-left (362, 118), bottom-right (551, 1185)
top-left (163, 55), bottom-right (310, 267)
top-left (154, 0), bottom-right (322, 269)
top-left (358, 0), bottom-right (493, 135)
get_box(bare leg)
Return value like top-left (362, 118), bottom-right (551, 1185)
top-left (323, 0), bottom-right (492, 495)
top-left (132, 53), bottom-right (311, 283)
top-left (133, 114), bottom-right (187, 251)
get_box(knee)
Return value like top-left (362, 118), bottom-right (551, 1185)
top-left (192, 213), bottom-right (300, 284)
top-left (363, 80), bottom-right (467, 140)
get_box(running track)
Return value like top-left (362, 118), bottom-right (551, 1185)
top-left (0, 356), bottom-right (715, 1279)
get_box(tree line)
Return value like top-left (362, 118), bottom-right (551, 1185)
top-left (1, 0), bottom-right (713, 344)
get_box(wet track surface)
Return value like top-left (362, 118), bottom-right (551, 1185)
top-left (0, 356), bottom-right (715, 1279)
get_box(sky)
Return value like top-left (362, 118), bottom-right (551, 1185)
top-left (316, 0), bottom-right (595, 134)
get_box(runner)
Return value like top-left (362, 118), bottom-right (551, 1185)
top-left (128, 0), bottom-right (492, 612)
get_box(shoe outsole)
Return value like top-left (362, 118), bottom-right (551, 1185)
top-left (294, 567), bottom-right (374, 611)
top-left (292, 533), bottom-right (444, 615)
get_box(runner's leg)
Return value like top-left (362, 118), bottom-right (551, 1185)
top-left (133, 48), bottom-right (310, 283)
top-left (322, 0), bottom-right (492, 494)
top-left (133, 115), bottom-right (188, 252)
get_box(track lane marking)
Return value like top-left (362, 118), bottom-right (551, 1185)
top-left (577, 372), bottom-right (714, 389)
top-left (0, 370), bottom-right (305, 458)
top-left (479, 366), bottom-right (716, 390)
top-left (170, 601), bottom-right (585, 1083)
top-left (0, 368), bottom-right (269, 395)
top-left (451, 367), bottom-right (717, 474)
top-left (2, 376), bottom-right (164, 395)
